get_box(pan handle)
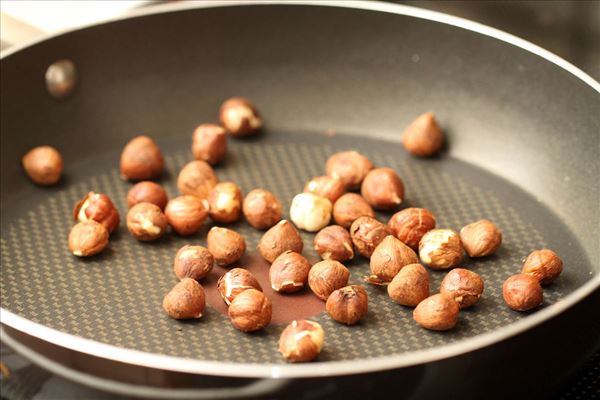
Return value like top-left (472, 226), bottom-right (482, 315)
top-left (0, 327), bottom-right (290, 399)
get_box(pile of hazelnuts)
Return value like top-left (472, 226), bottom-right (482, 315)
top-left (22, 99), bottom-right (564, 363)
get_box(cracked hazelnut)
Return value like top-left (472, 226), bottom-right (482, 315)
top-left (290, 193), bottom-right (332, 232)
top-left (73, 192), bottom-right (120, 234)
top-left (126, 202), bottom-right (168, 241)
top-left (308, 260), bottom-right (350, 301)
top-left (350, 216), bottom-right (392, 258)
top-left (127, 181), bottom-right (168, 210)
top-left (192, 123), bottom-right (227, 165)
top-left (68, 221), bottom-right (109, 257)
top-left (304, 176), bottom-right (345, 203)
top-left (270, 251), bottom-right (311, 293)
top-left (217, 268), bottom-right (262, 305)
top-left (313, 225), bottom-right (354, 262)
top-left (388, 208), bottom-right (436, 250)
top-left (402, 112), bottom-right (444, 157)
top-left (522, 249), bottom-right (563, 285)
top-left (503, 274), bottom-right (543, 311)
top-left (207, 227), bottom-right (246, 266)
top-left (440, 268), bottom-right (484, 309)
top-left (387, 263), bottom-right (430, 306)
top-left (460, 220), bottom-right (502, 257)
top-left (208, 182), bottom-right (243, 224)
top-left (120, 136), bottom-right (164, 180)
top-left (228, 289), bottom-right (272, 332)
top-left (164, 195), bottom-right (209, 235)
top-left (258, 220), bottom-right (303, 263)
top-left (325, 151), bottom-right (373, 190)
top-left (177, 160), bottom-right (218, 199)
top-left (243, 189), bottom-right (282, 229)
top-left (419, 229), bottom-right (464, 270)
top-left (326, 285), bottom-right (368, 325)
top-left (162, 278), bottom-right (206, 320)
top-left (279, 320), bottom-right (324, 362)
top-left (332, 193), bottom-right (375, 229)
top-left (360, 168), bottom-right (404, 210)
top-left (413, 293), bottom-right (459, 331)
top-left (173, 245), bottom-right (214, 280)
top-left (219, 97), bottom-right (262, 137)
top-left (367, 235), bottom-right (419, 285)
top-left (22, 146), bottom-right (63, 185)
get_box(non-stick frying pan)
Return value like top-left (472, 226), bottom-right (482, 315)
top-left (1, 1), bottom-right (599, 399)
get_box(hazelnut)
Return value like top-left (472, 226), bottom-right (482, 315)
top-left (387, 263), bottom-right (430, 306)
top-left (368, 235), bottom-right (419, 285)
top-left (460, 220), bottom-right (502, 257)
top-left (120, 136), bottom-right (164, 180)
top-left (332, 193), bottom-right (375, 229)
top-left (290, 193), bottom-right (332, 232)
top-left (68, 221), bottom-right (109, 257)
top-left (388, 208), bottom-right (436, 250)
top-left (419, 229), bottom-right (464, 270)
top-left (164, 195), bottom-right (209, 235)
top-left (279, 320), bottom-right (324, 362)
top-left (73, 192), bottom-right (120, 234)
top-left (502, 274), bottom-right (543, 311)
top-left (413, 294), bottom-right (459, 331)
top-left (360, 168), bottom-right (404, 210)
top-left (173, 245), bottom-right (214, 280)
top-left (402, 112), bottom-right (444, 157)
top-left (325, 285), bottom-right (368, 325)
top-left (522, 249), bottom-right (563, 285)
top-left (325, 151), bottom-right (373, 190)
top-left (308, 260), bottom-right (350, 301)
top-left (243, 189), bottom-right (282, 229)
top-left (258, 220), bottom-right (303, 263)
top-left (313, 225), bottom-right (354, 262)
top-left (304, 176), bottom-right (345, 203)
top-left (270, 251), bottom-right (311, 293)
top-left (219, 97), bottom-right (262, 137)
top-left (217, 268), bottom-right (262, 305)
top-left (127, 181), bottom-right (168, 210)
top-left (208, 182), bottom-right (243, 223)
top-left (22, 146), bottom-right (63, 185)
top-left (177, 160), bottom-right (218, 199)
top-left (192, 123), bottom-right (227, 165)
top-left (350, 216), bottom-right (392, 258)
top-left (126, 202), bottom-right (168, 241)
top-left (162, 278), bottom-right (206, 320)
top-left (228, 289), bottom-right (272, 332)
top-left (440, 268), bottom-right (484, 309)
top-left (207, 227), bottom-right (246, 266)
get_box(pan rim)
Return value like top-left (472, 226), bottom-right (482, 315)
top-left (1, 0), bottom-right (599, 379)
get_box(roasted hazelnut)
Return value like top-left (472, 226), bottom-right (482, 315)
top-left (164, 195), bottom-right (209, 235)
top-left (502, 274), bottom-right (543, 311)
top-left (228, 289), bottom-right (272, 332)
top-left (460, 220), bottom-right (502, 257)
top-left (127, 181), bottom-right (168, 210)
top-left (162, 278), bottom-right (206, 320)
top-left (308, 260), bottom-right (350, 301)
top-left (177, 160), bottom-right (218, 199)
top-left (270, 251), bottom-right (311, 293)
top-left (413, 293), bottom-right (459, 331)
top-left (332, 193), bottom-right (375, 229)
top-left (387, 263), bottom-right (430, 306)
top-left (419, 229), bottom-right (464, 270)
top-left (68, 220), bottom-right (109, 257)
top-left (325, 151), bottom-right (373, 190)
top-left (126, 202), bottom-right (168, 241)
top-left (290, 193), bottom-right (332, 232)
top-left (440, 268), bottom-right (484, 309)
top-left (402, 112), bottom-right (444, 157)
top-left (258, 220), bottom-right (303, 263)
top-left (73, 192), bottom-right (120, 234)
top-left (368, 235), bottom-right (419, 285)
top-left (22, 145), bottom-right (63, 185)
top-left (219, 97), bottom-right (262, 137)
top-left (360, 168), bottom-right (404, 210)
top-left (350, 216), bottom-right (392, 259)
top-left (192, 123), bottom-right (227, 165)
top-left (173, 245), bottom-right (214, 280)
top-left (279, 320), bottom-right (325, 362)
top-left (243, 189), bottom-right (282, 229)
top-left (208, 182), bottom-right (243, 223)
top-left (326, 285), bottom-right (368, 325)
top-left (304, 175), bottom-right (345, 203)
top-left (217, 268), bottom-right (262, 305)
top-left (388, 207), bottom-right (436, 250)
top-left (522, 249), bottom-right (563, 285)
top-left (313, 225), bottom-right (354, 262)
top-left (120, 136), bottom-right (164, 180)
top-left (207, 227), bottom-right (246, 266)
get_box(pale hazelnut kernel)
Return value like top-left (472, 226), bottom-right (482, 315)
top-left (522, 249), bottom-right (563, 285)
top-left (68, 221), bottom-right (109, 257)
top-left (73, 192), bottom-right (120, 234)
top-left (279, 320), bottom-right (325, 362)
top-left (120, 136), bottom-right (164, 181)
top-left (502, 274), bottom-right (543, 311)
top-left (367, 235), bottom-right (419, 285)
top-left (217, 268), bottom-right (262, 306)
top-left (387, 263), bottom-right (430, 307)
top-left (207, 227), bottom-right (246, 266)
top-left (313, 225), bottom-right (354, 262)
top-left (388, 207), bottom-right (436, 250)
top-left (22, 145), bottom-right (63, 185)
top-left (304, 175), bottom-right (345, 203)
top-left (325, 151), bottom-right (373, 190)
top-left (164, 195), bottom-right (209, 236)
top-left (126, 202), bottom-right (168, 241)
top-left (192, 123), bottom-right (227, 165)
top-left (440, 268), bottom-right (484, 309)
top-left (325, 285), bottom-right (368, 325)
top-left (413, 293), bottom-right (459, 331)
top-left (350, 216), bottom-right (392, 259)
top-left (402, 112), bottom-right (444, 157)
top-left (177, 160), bottom-right (218, 199)
top-left (258, 220), bottom-right (303, 263)
top-left (173, 245), bottom-right (214, 280)
top-left (208, 182), bottom-right (243, 224)
top-left (460, 219), bottom-right (502, 257)
top-left (219, 97), bottom-right (262, 137)
top-left (162, 278), bottom-right (206, 320)
top-left (332, 193), bottom-right (375, 229)
top-left (419, 229), bottom-right (464, 270)
top-left (308, 260), bottom-right (350, 301)
top-left (270, 251), bottom-right (311, 293)
top-left (243, 189), bottom-right (282, 229)
top-left (228, 289), bottom-right (272, 332)
top-left (360, 168), bottom-right (404, 210)
top-left (290, 193), bottom-right (332, 232)
top-left (127, 181), bottom-right (168, 210)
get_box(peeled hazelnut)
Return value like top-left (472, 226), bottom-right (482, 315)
top-left (460, 220), bottom-right (502, 257)
top-left (258, 220), bottom-right (303, 263)
top-left (388, 208), bottom-right (436, 250)
top-left (503, 274), bottom-right (543, 311)
top-left (313, 225), bottom-right (354, 262)
top-left (270, 251), bottom-right (311, 293)
top-left (402, 112), bottom-right (444, 157)
top-left (192, 123), bottom-right (227, 165)
top-left (219, 97), bottom-right (262, 137)
top-left (350, 216), bottom-right (392, 259)
top-left (326, 285), bottom-right (368, 325)
top-left (440, 268), bottom-right (484, 309)
top-left (126, 202), bottom-right (168, 241)
top-left (22, 146), bottom-right (63, 185)
top-left (368, 235), bottom-right (419, 285)
top-left (173, 245), bottom-right (214, 280)
top-left (332, 193), bottom-right (375, 229)
top-left (162, 278), bottom-right (206, 320)
top-left (522, 249), bottom-right (563, 285)
top-left (120, 136), bottom-right (164, 180)
top-left (304, 176), bottom-right (345, 203)
top-left (413, 293), bottom-right (459, 331)
top-left (73, 192), bottom-right (120, 234)
top-left (308, 260), bottom-right (350, 301)
top-left (279, 320), bottom-right (324, 362)
top-left (68, 221), bottom-right (109, 257)
top-left (207, 227), bottom-right (246, 266)
top-left (290, 193), bottom-right (332, 232)
top-left (243, 189), bottom-right (282, 229)
top-left (325, 151), bottom-right (373, 190)
top-left (228, 289), bottom-right (272, 332)
top-left (127, 181), bottom-right (168, 210)
top-left (419, 229), bottom-right (464, 270)
top-left (387, 263), bottom-right (430, 306)
top-left (164, 195), bottom-right (209, 236)
top-left (177, 160), bottom-right (218, 199)
top-left (217, 268), bottom-right (262, 305)
top-left (208, 182), bottom-right (243, 223)
top-left (360, 168), bottom-right (404, 210)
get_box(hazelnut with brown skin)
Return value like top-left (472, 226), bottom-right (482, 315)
top-left (120, 136), bottom-right (164, 180)
top-left (360, 168), bottom-right (405, 210)
top-left (270, 251), bottom-right (311, 293)
top-left (173, 245), bottom-right (214, 280)
top-left (290, 193), bottom-right (332, 232)
top-left (207, 227), bottom-right (246, 266)
top-left (350, 216), bottom-right (392, 259)
top-left (177, 160), bottom-right (218, 199)
top-left (208, 182), bottom-right (243, 224)
top-left (219, 97), bottom-right (262, 137)
top-left (192, 123), bottom-right (227, 165)
top-left (522, 249), bottom-right (563, 285)
top-left (228, 289), bottom-right (272, 332)
top-left (164, 195), bottom-right (209, 236)
top-left (326, 285), bottom-right (368, 325)
top-left (126, 202), bottom-right (168, 241)
top-left (388, 208), bottom-right (436, 250)
top-left (73, 192), bottom-right (120, 234)
top-left (402, 112), bottom-right (444, 158)
top-left (460, 220), bottom-right (502, 257)
top-left (413, 293), bottom-right (459, 331)
top-left (258, 220), bottom-right (303, 263)
top-left (313, 225), bottom-right (354, 262)
top-left (217, 268), bottom-right (262, 305)
top-left (127, 181), bottom-right (168, 210)
top-left (368, 235), bottom-right (419, 285)
top-left (308, 260), bottom-right (350, 301)
top-left (304, 176), bottom-right (345, 203)
top-left (279, 320), bottom-right (325, 362)
top-left (325, 151), bottom-right (373, 190)
top-left (503, 274), bottom-right (543, 311)
top-left (243, 189), bottom-right (282, 229)
top-left (419, 229), bottom-right (464, 270)
top-left (68, 221), bottom-right (109, 257)
top-left (22, 146), bottom-right (63, 186)
top-left (332, 193), bottom-right (375, 229)
top-left (162, 278), bottom-right (206, 320)
top-left (440, 268), bottom-right (484, 309)
top-left (387, 263), bottom-right (430, 306)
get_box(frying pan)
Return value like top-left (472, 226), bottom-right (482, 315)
top-left (1, 1), bottom-right (599, 399)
